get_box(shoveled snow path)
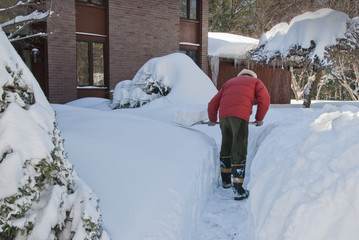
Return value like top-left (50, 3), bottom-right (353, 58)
top-left (190, 122), bottom-right (264, 240)
top-left (193, 186), bottom-right (249, 239)
top-left (192, 111), bottom-right (272, 240)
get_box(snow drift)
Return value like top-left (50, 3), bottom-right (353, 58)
top-left (248, 103), bottom-right (359, 240)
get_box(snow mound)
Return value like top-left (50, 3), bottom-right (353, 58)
top-left (254, 8), bottom-right (351, 63)
top-left (208, 32), bottom-right (259, 59)
top-left (248, 104), bottom-right (359, 240)
top-left (111, 53), bottom-right (217, 109)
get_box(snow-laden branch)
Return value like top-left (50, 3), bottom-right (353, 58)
top-left (0, 0), bottom-right (32, 12)
top-left (9, 32), bottom-right (47, 42)
top-left (0, 10), bottom-right (51, 28)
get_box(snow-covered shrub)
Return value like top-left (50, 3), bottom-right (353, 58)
top-left (111, 72), bottom-right (170, 109)
top-left (111, 53), bottom-right (217, 109)
top-left (0, 28), bottom-right (109, 239)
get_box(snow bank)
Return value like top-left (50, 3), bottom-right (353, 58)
top-left (208, 32), bottom-right (259, 59)
top-left (111, 53), bottom-right (217, 109)
top-left (56, 97), bottom-right (359, 240)
top-left (0, 27), bottom-right (108, 239)
top-left (254, 8), bottom-right (350, 63)
top-left (248, 104), bottom-right (359, 240)
top-left (54, 103), bottom-right (220, 239)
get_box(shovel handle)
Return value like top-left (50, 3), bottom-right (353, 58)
top-left (201, 121), bottom-right (258, 126)
top-left (200, 121), bottom-right (220, 125)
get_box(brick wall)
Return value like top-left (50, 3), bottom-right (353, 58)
top-left (46, 0), bottom-right (77, 104)
top-left (108, 0), bottom-right (180, 89)
top-left (199, 0), bottom-right (209, 75)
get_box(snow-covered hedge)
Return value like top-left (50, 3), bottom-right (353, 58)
top-left (111, 75), bottom-right (170, 109)
top-left (111, 53), bottom-right (218, 109)
top-left (0, 28), bottom-right (109, 239)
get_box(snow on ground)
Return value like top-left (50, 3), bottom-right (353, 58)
top-left (247, 101), bottom-right (359, 240)
top-left (3, 7), bottom-right (359, 238)
top-left (54, 96), bottom-right (359, 240)
top-left (53, 52), bottom-right (359, 240)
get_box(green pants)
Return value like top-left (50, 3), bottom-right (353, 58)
top-left (219, 116), bottom-right (248, 165)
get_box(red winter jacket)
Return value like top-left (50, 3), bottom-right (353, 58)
top-left (208, 76), bottom-right (270, 123)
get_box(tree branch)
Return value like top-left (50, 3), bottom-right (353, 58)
top-left (0, 0), bottom-right (40, 12)
top-left (9, 32), bottom-right (47, 42)
top-left (1, 10), bottom-right (51, 28)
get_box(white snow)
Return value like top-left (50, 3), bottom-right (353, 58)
top-left (53, 53), bottom-right (359, 239)
top-left (111, 53), bottom-right (217, 108)
top-left (256, 8), bottom-right (351, 62)
top-left (0, 27), bottom-right (108, 239)
top-left (207, 32), bottom-right (258, 86)
top-left (54, 95), bottom-right (359, 240)
top-left (208, 32), bottom-right (259, 59)
top-left (3, 9), bottom-right (359, 239)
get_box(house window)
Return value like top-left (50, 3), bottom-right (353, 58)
top-left (76, 0), bottom-right (104, 6)
top-left (77, 41), bottom-right (105, 87)
top-left (180, 0), bottom-right (198, 20)
top-left (180, 50), bottom-right (198, 64)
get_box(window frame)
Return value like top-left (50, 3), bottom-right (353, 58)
top-left (180, 0), bottom-right (199, 21)
top-left (75, 0), bottom-right (105, 7)
top-left (76, 40), bottom-right (106, 87)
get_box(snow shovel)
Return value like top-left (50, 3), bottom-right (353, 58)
top-left (172, 109), bottom-right (209, 127)
top-left (200, 121), bottom-right (258, 126)
top-left (172, 109), bottom-right (257, 127)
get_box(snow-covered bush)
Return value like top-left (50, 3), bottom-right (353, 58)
top-left (111, 53), bottom-right (218, 109)
top-left (111, 73), bottom-right (170, 109)
top-left (0, 28), bottom-right (108, 239)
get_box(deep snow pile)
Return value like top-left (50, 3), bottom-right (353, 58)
top-left (111, 53), bottom-right (217, 109)
top-left (55, 50), bottom-right (359, 239)
top-left (247, 103), bottom-right (359, 240)
top-left (0, 28), bottom-right (108, 239)
top-left (252, 8), bottom-right (357, 65)
top-left (56, 53), bottom-right (220, 239)
top-left (54, 96), bottom-right (359, 240)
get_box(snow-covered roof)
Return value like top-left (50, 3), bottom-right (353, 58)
top-left (253, 8), bottom-right (359, 65)
top-left (208, 32), bottom-right (259, 59)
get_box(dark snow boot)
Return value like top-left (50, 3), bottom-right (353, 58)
top-left (233, 182), bottom-right (249, 200)
top-left (220, 156), bottom-right (232, 188)
top-left (232, 164), bottom-right (249, 200)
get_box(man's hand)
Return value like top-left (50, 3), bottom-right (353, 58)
top-left (255, 121), bottom-right (263, 127)
top-left (207, 121), bottom-right (216, 126)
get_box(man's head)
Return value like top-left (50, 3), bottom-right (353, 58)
top-left (237, 69), bottom-right (257, 79)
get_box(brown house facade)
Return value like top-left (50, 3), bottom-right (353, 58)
top-left (16, 0), bottom-right (208, 104)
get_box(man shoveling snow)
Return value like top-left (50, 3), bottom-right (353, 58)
top-left (207, 69), bottom-right (270, 200)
